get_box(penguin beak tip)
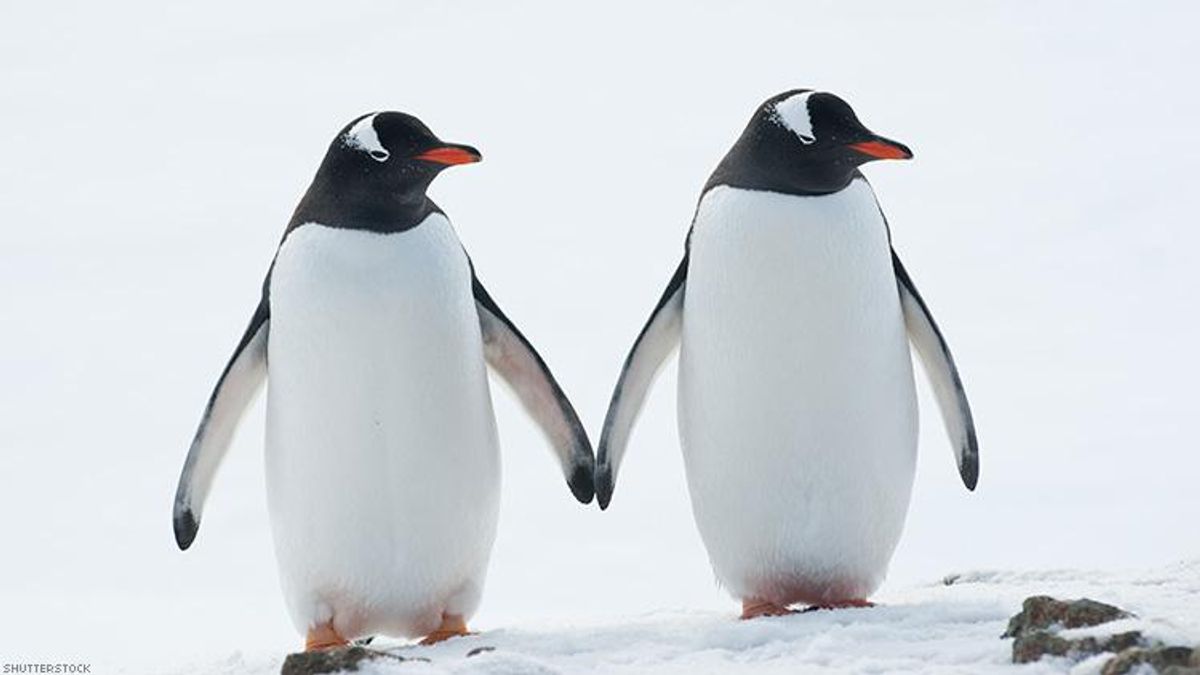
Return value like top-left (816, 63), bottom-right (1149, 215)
top-left (849, 139), bottom-right (913, 161)
top-left (415, 145), bottom-right (482, 166)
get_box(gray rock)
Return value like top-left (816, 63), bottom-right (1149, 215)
top-left (1003, 595), bottom-right (1199, 673)
top-left (1003, 595), bottom-right (1132, 638)
top-left (280, 646), bottom-right (414, 675)
top-left (1101, 645), bottom-right (1199, 675)
top-left (1012, 630), bottom-right (1145, 664)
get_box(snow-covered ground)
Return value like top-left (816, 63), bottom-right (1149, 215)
top-left (169, 561), bottom-right (1200, 675)
top-left (2, 1), bottom-right (1198, 674)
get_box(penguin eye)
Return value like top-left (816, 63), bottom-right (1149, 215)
top-left (369, 149), bottom-right (390, 162)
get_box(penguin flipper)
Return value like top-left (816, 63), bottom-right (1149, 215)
top-left (472, 273), bottom-right (596, 504)
top-left (893, 250), bottom-right (979, 490)
top-left (173, 297), bottom-right (269, 549)
top-left (595, 254), bottom-right (688, 509)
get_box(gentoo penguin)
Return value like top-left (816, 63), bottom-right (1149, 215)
top-left (595, 90), bottom-right (978, 618)
top-left (172, 111), bottom-right (595, 648)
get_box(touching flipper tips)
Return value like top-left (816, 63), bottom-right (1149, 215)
top-left (594, 461), bottom-right (613, 510)
top-left (960, 439), bottom-right (979, 491)
top-left (569, 459), bottom-right (596, 504)
top-left (174, 507), bottom-right (198, 551)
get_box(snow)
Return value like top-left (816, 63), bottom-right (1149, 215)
top-left (163, 561), bottom-right (1200, 674)
top-left (1, 0), bottom-right (1198, 674)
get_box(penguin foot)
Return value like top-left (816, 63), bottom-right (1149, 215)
top-left (419, 613), bottom-right (472, 645)
top-left (741, 599), bottom-right (797, 619)
top-left (802, 599), bottom-right (876, 612)
top-left (305, 622), bottom-right (350, 651)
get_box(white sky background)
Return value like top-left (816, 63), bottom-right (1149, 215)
top-left (1, 0), bottom-right (1197, 670)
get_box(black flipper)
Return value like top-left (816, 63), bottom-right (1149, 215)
top-left (893, 250), bottom-right (979, 490)
top-left (173, 294), bottom-right (269, 549)
top-left (473, 273), bottom-right (595, 503)
top-left (595, 254), bottom-right (688, 509)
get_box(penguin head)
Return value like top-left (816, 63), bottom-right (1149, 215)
top-left (711, 90), bottom-right (912, 195)
top-left (332, 111), bottom-right (481, 191)
top-left (290, 111), bottom-right (481, 231)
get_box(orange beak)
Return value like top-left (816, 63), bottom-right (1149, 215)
top-left (414, 145), bottom-right (482, 166)
top-left (848, 138), bottom-right (913, 160)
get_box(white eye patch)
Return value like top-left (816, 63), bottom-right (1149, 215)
top-left (770, 91), bottom-right (817, 144)
top-left (343, 113), bottom-right (390, 161)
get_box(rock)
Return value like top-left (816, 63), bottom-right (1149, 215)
top-left (1003, 596), bottom-right (1199, 673)
top-left (281, 647), bottom-right (374, 675)
top-left (1012, 630), bottom-right (1145, 664)
top-left (281, 646), bottom-right (413, 675)
top-left (1003, 596), bottom-right (1132, 638)
top-left (1011, 631), bottom-right (1071, 663)
top-left (466, 646), bottom-right (496, 658)
top-left (1101, 645), bottom-right (1200, 675)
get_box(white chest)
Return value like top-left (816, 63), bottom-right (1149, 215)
top-left (676, 181), bottom-right (919, 602)
top-left (262, 217), bottom-right (501, 638)
top-left (269, 216), bottom-right (478, 351)
top-left (680, 180), bottom-right (912, 410)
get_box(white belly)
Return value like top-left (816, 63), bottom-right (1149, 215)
top-left (265, 217), bottom-right (500, 639)
top-left (677, 181), bottom-right (918, 605)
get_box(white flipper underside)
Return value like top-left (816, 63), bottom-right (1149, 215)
top-left (595, 261), bottom-right (685, 506)
top-left (173, 313), bottom-right (267, 548)
top-left (476, 296), bottom-right (594, 501)
top-left (895, 252), bottom-right (979, 489)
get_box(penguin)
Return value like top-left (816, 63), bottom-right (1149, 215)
top-left (172, 111), bottom-right (595, 649)
top-left (594, 90), bottom-right (978, 618)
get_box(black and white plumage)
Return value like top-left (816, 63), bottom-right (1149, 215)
top-left (172, 112), bottom-right (594, 642)
top-left (893, 251), bottom-right (979, 489)
top-left (596, 90), bottom-right (977, 609)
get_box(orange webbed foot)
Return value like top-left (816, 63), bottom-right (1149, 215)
top-left (741, 599), bottom-right (798, 619)
top-left (419, 613), bottom-right (472, 645)
top-left (305, 622), bottom-right (349, 651)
